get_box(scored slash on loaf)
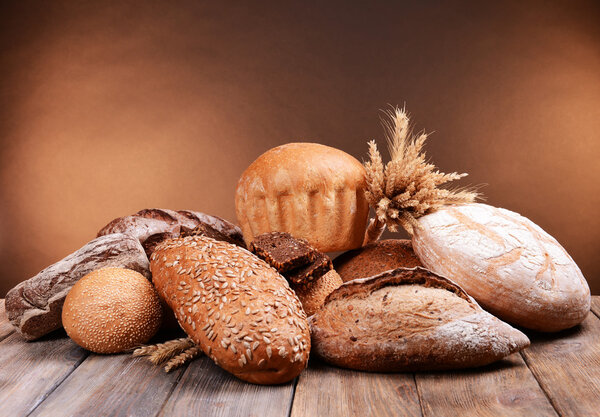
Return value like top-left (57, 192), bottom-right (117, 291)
top-left (412, 203), bottom-right (591, 332)
top-left (150, 235), bottom-right (311, 385)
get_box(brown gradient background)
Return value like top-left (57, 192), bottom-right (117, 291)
top-left (0, 1), bottom-right (599, 296)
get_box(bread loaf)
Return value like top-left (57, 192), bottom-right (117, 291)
top-left (98, 208), bottom-right (245, 256)
top-left (412, 203), bottom-right (591, 332)
top-left (150, 235), bottom-right (310, 385)
top-left (333, 239), bottom-right (422, 282)
top-left (235, 143), bottom-right (369, 252)
top-left (292, 269), bottom-right (343, 316)
top-left (310, 267), bottom-right (530, 371)
top-left (62, 267), bottom-right (162, 353)
top-left (5, 233), bottom-right (150, 340)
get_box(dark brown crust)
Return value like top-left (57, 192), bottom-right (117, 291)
top-left (181, 223), bottom-right (244, 247)
top-left (333, 239), bottom-right (422, 282)
top-left (5, 233), bottom-right (150, 341)
top-left (322, 266), bottom-right (474, 307)
top-left (97, 208), bottom-right (245, 256)
top-left (286, 252), bottom-right (332, 285)
top-left (249, 232), bottom-right (316, 273)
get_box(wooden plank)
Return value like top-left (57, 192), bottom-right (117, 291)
top-left (415, 353), bottom-right (558, 417)
top-left (30, 352), bottom-right (185, 417)
top-left (0, 299), bottom-right (16, 341)
top-left (591, 296), bottom-right (600, 318)
top-left (159, 356), bottom-right (295, 417)
top-left (291, 360), bottom-right (422, 417)
top-left (0, 331), bottom-right (88, 416)
top-left (521, 311), bottom-right (600, 417)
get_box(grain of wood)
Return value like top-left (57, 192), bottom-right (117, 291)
top-left (591, 296), bottom-right (600, 318)
top-left (0, 299), bottom-right (16, 341)
top-left (0, 331), bottom-right (88, 416)
top-left (521, 310), bottom-right (600, 417)
top-left (29, 351), bottom-right (184, 417)
top-left (416, 353), bottom-right (558, 417)
top-left (159, 356), bottom-right (295, 417)
top-left (291, 360), bottom-right (422, 417)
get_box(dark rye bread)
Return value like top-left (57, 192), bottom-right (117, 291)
top-left (97, 208), bottom-right (245, 256)
top-left (249, 232), bottom-right (316, 273)
top-left (309, 267), bottom-right (530, 372)
top-left (286, 252), bottom-right (332, 285)
top-left (333, 239), bottom-right (422, 282)
top-left (5, 233), bottom-right (150, 341)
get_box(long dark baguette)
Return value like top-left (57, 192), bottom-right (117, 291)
top-left (5, 233), bottom-right (150, 341)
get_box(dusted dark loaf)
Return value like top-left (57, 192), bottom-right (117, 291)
top-left (5, 233), bottom-right (150, 341)
top-left (98, 208), bottom-right (245, 256)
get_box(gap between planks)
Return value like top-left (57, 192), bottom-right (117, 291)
top-left (520, 302), bottom-right (600, 417)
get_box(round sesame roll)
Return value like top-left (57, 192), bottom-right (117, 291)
top-left (150, 235), bottom-right (311, 385)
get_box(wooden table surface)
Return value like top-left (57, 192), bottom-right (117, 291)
top-left (1, 297), bottom-right (599, 417)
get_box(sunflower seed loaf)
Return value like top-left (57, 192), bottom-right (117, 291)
top-left (150, 235), bottom-right (311, 385)
top-left (310, 267), bottom-right (530, 372)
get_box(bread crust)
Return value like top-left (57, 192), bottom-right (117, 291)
top-left (235, 143), bottom-right (369, 252)
top-left (150, 236), bottom-right (310, 385)
top-left (98, 208), bottom-right (245, 255)
top-left (412, 203), bottom-right (591, 332)
top-left (333, 239), bottom-right (422, 282)
top-left (310, 267), bottom-right (530, 372)
top-left (5, 233), bottom-right (150, 341)
top-left (62, 267), bottom-right (162, 353)
top-left (292, 269), bottom-right (343, 317)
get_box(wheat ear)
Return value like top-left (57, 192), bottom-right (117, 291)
top-left (133, 337), bottom-right (197, 365)
top-left (363, 106), bottom-right (478, 243)
top-left (164, 346), bottom-right (203, 373)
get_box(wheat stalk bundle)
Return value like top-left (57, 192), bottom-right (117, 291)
top-left (363, 107), bottom-right (478, 244)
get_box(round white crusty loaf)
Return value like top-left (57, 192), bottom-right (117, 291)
top-left (150, 235), bottom-right (310, 385)
top-left (310, 267), bottom-right (530, 371)
top-left (412, 203), bottom-right (591, 332)
top-left (235, 143), bottom-right (369, 252)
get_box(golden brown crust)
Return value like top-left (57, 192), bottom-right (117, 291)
top-left (62, 267), bottom-right (162, 354)
top-left (150, 236), bottom-right (310, 385)
top-left (310, 267), bottom-right (530, 372)
top-left (333, 239), bottom-right (423, 282)
top-left (235, 143), bottom-right (369, 252)
top-left (292, 269), bottom-right (343, 317)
